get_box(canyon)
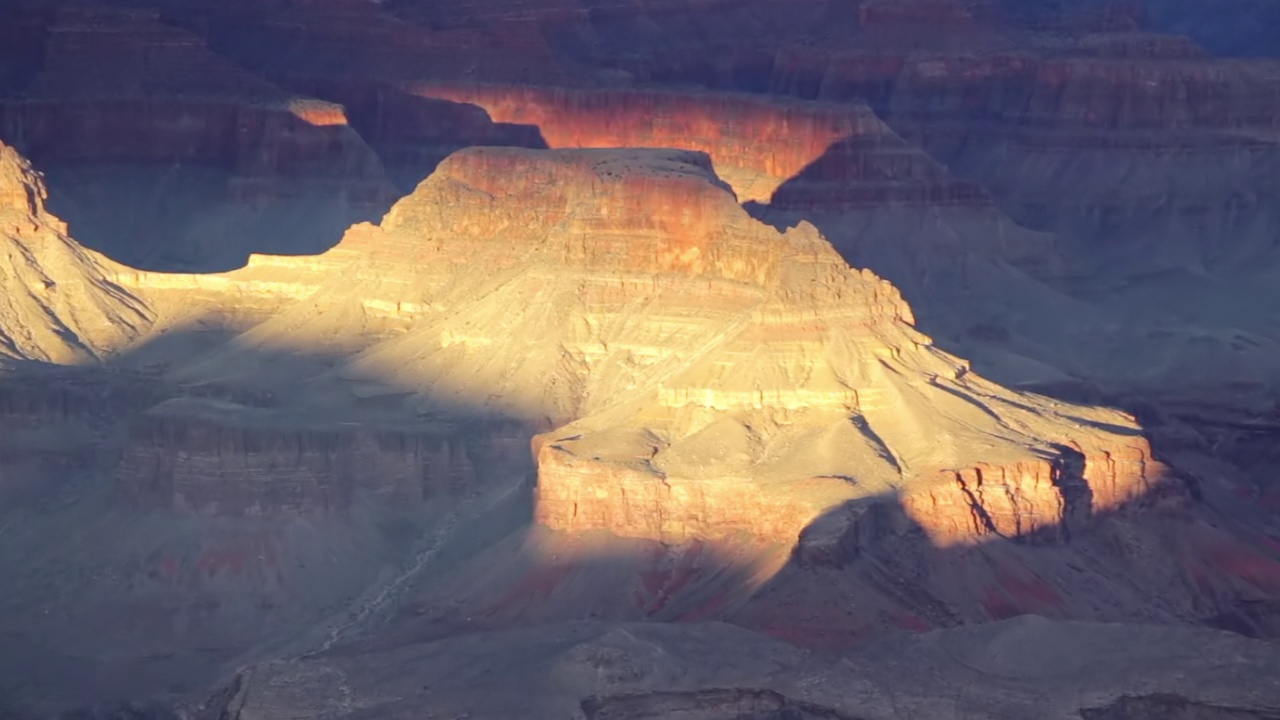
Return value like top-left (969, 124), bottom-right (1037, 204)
top-left (0, 1), bottom-right (1279, 719)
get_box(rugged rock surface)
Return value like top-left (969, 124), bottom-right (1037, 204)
top-left (0, 144), bottom-right (1273, 705)
top-left (404, 83), bottom-right (1091, 391)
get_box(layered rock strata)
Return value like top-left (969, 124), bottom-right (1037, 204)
top-left (407, 84), bottom-right (1071, 364)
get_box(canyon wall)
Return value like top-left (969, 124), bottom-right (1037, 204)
top-left (401, 84), bottom-right (996, 211)
top-left (116, 399), bottom-right (532, 516)
top-left (0, 3), bottom-right (397, 269)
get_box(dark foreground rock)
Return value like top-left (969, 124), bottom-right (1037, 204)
top-left (183, 616), bottom-right (1280, 720)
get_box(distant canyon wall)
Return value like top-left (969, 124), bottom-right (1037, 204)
top-left (117, 404), bottom-right (531, 516)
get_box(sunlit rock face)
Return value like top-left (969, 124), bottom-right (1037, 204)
top-left (0, 3), bottom-right (397, 270)
top-left (166, 145), bottom-right (1168, 548)
top-left (0, 140), bottom-right (152, 363)
top-left (405, 84), bottom-right (1073, 385)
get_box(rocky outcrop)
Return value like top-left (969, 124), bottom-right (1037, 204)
top-left (902, 438), bottom-right (1175, 548)
top-left (0, 140), bottom-right (152, 362)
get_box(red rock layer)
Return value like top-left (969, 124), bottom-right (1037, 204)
top-left (364, 146), bottom-right (785, 282)
top-left (900, 441), bottom-right (1173, 549)
top-left (533, 442), bottom-right (861, 546)
top-left (627, 46), bottom-right (1280, 145)
top-left (886, 55), bottom-right (1280, 135)
top-left (535, 423), bottom-right (1173, 550)
top-left (411, 84), bottom-right (990, 208)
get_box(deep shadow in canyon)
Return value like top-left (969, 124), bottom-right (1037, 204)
top-left (0, 96), bottom-right (547, 273)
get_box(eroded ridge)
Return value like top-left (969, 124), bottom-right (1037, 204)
top-left (0, 140), bottom-right (152, 363)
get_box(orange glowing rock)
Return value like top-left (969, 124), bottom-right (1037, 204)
top-left (411, 83), bottom-right (988, 208)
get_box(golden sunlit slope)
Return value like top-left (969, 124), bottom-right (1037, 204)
top-left (0, 141), bottom-right (152, 363)
top-left (162, 147), bottom-right (1168, 548)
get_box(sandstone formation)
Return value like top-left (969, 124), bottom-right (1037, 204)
top-left (23, 145), bottom-right (1271, 661)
